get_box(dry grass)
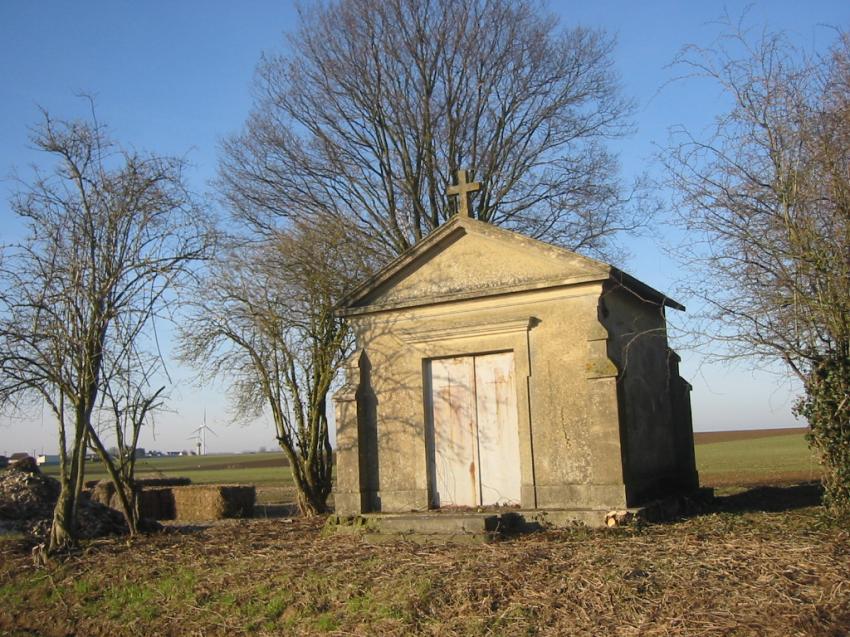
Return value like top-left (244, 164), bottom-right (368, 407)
top-left (1, 482), bottom-right (848, 636)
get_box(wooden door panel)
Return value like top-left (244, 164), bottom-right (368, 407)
top-left (429, 357), bottom-right (479, 507)
top-left (475, 352), bottom-right (522, 506)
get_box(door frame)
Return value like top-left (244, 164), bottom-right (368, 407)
top-left (425, 351), bottom-right (522, 508)
top-left (405, 317), bottom-right (538, 509)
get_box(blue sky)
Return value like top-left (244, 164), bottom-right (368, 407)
top-left (1, 1), bottom-right (848, 454)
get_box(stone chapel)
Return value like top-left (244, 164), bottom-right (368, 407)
top-left (333, 171), bottom-right (699, 525)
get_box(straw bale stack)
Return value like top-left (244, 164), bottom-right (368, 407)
top-left (171, 485), bottom-right (255, 521)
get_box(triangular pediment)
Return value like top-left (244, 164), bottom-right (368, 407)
top-left (338, 217), bottom-right (612, 314)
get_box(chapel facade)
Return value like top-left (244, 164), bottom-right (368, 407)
top-left (333, 173), bottom-right (699, 519)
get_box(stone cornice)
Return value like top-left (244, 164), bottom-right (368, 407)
top-left (338, 274), bottom-right (608, 317)
top-left (398, 317), bottom-right (538, 344)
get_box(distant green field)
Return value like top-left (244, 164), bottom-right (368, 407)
top-left (35, 432), bottom-right (822, 490)
top-left (40, 451), bottom-right (294, 485)
top-left (695, 432), bottom-right (821, 485)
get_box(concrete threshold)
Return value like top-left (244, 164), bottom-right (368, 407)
top-left (327, 490), bottom-right (714, 543)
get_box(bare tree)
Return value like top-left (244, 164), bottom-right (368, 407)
top-left (212, 0), bottom-right (647, 517)
top-left (665, 24), bottom-right (850, 514)
top-left (180, 220), bottom-right (373, 515)
top-left (0, 109), bottom-right (210, 551)
top-left (91, 349), bottom-right (167, 534)
top-left (219, 0), bottom-right (645, 261)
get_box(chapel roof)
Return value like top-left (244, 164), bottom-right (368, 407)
top-left (337, 215), bottom-right (684, 316)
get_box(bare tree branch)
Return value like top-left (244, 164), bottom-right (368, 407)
top-left (180, 219), bottom-right (371, 515)
top-left (0, 108), bottom-right (212, 550)
top-left (218, 0), bottom-right (648, 262)
top-left (665, 23), bottom-right (850, 513)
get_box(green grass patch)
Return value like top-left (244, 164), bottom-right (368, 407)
top-left (696, 432), bottom-right (821, 484)
top-left (313, 612), bottom-right (339, 632)
top-left (133, 466), bottom-right (290, 484)
top-left (1, 505), bottom-right (848, 636)
top-left (94, 567), bottom-right (197, 621)
top-left (102, 582), bottom-right (159, 620)
top-left (345, 590), bottom-right (407, 621)
top-left (237, 583), bottom-right (296, 628)
top-left (0, 574), bottom-right (46, 607)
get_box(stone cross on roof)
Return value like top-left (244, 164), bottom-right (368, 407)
top-left (447, 168), bottom-right (480, 218)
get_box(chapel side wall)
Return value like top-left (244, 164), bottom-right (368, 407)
top-left (600, 285), bottom-right (698, 504)
top-left (526, 289), bottom-right (628, 509)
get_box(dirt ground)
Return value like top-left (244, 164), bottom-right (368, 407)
top-left (1, 482), bottom-right (848, 637)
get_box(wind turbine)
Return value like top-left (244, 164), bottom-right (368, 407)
top-left (189, 410), bottom-right (217, 456)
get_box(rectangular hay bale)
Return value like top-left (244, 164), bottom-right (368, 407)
top-left (88, 480), bottom-right (187, 521)
top-left (171, 485), bottom-right (256, 521)
top-left (138, 488), bottom-right (176, 520)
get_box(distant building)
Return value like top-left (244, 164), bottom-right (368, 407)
top-left (36, 454), bottom-right (60, 466)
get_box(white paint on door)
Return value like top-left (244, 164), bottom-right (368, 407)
top-left (430, 357), bottom-right (479, 507)
top-left (474, 352), bottom-right (522, 505)
top-left (428, 352), bottom-right (521, 507)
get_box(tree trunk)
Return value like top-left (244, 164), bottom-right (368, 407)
top-left (88, 427), bottom-right (139, 535)
top-left (295, 482), bottom-right (331, 517)
top-left (48, 400), bottom-right (75, 555)
top-left (48, 479), bottom-right (75, 553)
top-left (49, 416), bottom-right (85, 555)
top-left (71, 430), bottom-right (88, 523)
top-left (109, 476), bottom-right (138, 535)
top-left (290, 458), bottom-right (331, 517)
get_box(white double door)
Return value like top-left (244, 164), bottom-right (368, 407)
top-left (428, 351), bottom-right (521, 507)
